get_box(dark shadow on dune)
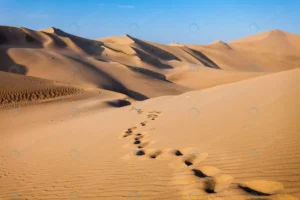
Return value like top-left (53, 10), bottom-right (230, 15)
top-left (42, 32), bottom-right (67, 48)
top-left (25, 34), bottom-right (37, 43)
top-left (106, 99), bottom-right (131, 107)
top-left (125, 89), bottom-right (148, 101)
top-left (127, 35), bottom-right (180, 61)
top-left (223, 43), bottom-right (232, 50)
top-left (7, 64), bottom-right (28, 74)
top-left (0, 33), bottom-right (7, 44)
top-left (103, 44), bottom-right (135, 56)
top-left (44, 28), bottom-right (105, 56)
top-left (132, 47), bottom-right (173, 69)
top-left (238, 186), bottom-right (270, 196)
top-left (0, 48), bottom-right (29, 75)
top-left (127, 66), bottom-right (171, 82)
top-left (185, 47), bottom-right (221, 69)
top-left (0, 26), bottom-right (45, 75)
top-left (0, 26), bottom-right (43, 47)
top-left (95, 57), bottom-right (110, 62)
top-left (66, 55), bottom-right (149, 101)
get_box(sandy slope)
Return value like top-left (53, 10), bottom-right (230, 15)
top-left (0, 68), bottom-right (299, 200)
top-left (0, 26), bottom-right (300, 199)
top-left (0, 71), bottom-right (87, 107)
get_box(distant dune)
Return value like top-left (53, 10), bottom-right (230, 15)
top-left (0, 26), bottom-right (299, 200)
top-left (1, 26), bottom-right (300, 104)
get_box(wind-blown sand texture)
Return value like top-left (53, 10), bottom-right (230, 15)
top-left (0, 26), bottom-right (300, 199)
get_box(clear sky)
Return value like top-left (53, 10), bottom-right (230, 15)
top-left (1, 0), bottom-right (299, 44)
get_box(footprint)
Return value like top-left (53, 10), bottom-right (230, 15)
top-left (192, 166), bottom-right (221, 178)
top-left (147, 114), bottom-right (159, 121)
top-left (149, 150), bottom-right (162, 159)
top-left (184, 160), bottom-right (194, 166)
top-left (181, 150), bottom-right (208, 166)
top-left (205, 174), bottom-right (234, 193)
top-left (136, 150), bottom-right (145, 156)
top-left (166, 149), bottom-right (184, 156)
top-left (135, 134), bottom-right (144, 140)
top-left (183, 154), bottom-right (198, 166)
top-left (123, 133), bottom-right (131, 138)
top-left (134, 140), bottom-right (141, 145)
top-left (141, 121), bottom-right (148, 126)
top-left (126, 129), bottom-right (132, 134)
top-left (138, 142), bottom-right (149, 149)
top-left (123, 127), bottom-right (138, 137)
top-left (174, 150), bottom-right (183, 156)
top-left (128, 126), bottom-right (137, 131)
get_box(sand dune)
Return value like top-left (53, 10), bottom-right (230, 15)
top-left (185, 30), bottom-right (300, 72)
top-left (2, 26), bottom-right (299, 99)
top-left (0, 26), bottom-right (300, 199)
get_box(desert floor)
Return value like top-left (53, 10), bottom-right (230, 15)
top-left (0, 26), bottom-right (299, 199)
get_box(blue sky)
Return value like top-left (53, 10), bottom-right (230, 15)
top-left (1, 0), bottom-right (299, 44)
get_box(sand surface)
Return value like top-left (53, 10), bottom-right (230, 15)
top-left (0, 26), bottom-right (300, 200)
